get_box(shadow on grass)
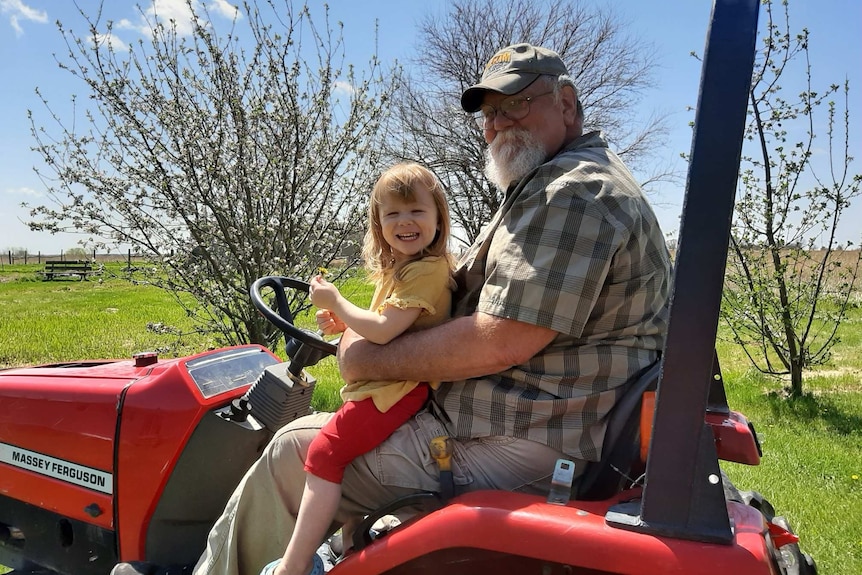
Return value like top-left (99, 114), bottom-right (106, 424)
top-left (765, 391), bottom-right (862, 436)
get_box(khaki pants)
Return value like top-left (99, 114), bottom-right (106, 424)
top-left (192, 410), bottom-right (582, 575)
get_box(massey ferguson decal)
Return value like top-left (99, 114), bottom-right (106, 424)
top-left (0, 442), bottom-right (113, 494)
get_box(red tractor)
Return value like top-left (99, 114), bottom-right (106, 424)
top-left (0, 1), bottom-right (818, 573)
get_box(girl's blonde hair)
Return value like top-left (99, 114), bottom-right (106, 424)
top-left (362, 162), bottom-right (453, 283)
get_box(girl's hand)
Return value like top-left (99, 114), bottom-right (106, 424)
top-left (315, 308), bottom-right (346, 335)
top-left (308, 275), bottom-right (341, 310)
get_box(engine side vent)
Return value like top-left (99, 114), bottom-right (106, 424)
top-left (245, 363), bottom-right (316, 433)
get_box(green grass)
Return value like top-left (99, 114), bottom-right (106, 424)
top-left (715, 322), bottom-right (862, 574)
top-left (1, 266), bottom-right (860, 573)
top-left (721, 369), bottom-right (862, 573)
top-left (0, 268), bottom-right (213, 366)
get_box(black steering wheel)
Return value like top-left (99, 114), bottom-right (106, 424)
top-left (249, 276), bottom-right (337, 377)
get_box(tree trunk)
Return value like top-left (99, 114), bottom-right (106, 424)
top-left (789, 360), bottom-right (803, 398)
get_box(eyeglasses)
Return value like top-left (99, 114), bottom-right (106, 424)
top-left (474, 90), bottom-right (555, 128)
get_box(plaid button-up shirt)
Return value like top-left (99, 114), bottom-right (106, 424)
top-left (438, 131), bottom-right (671, 461)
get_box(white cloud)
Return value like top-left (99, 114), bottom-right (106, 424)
top-left (91, 32), bottom-right (130, 53)
top-left (208, 0), bottom-right (240, 21)
top-left (333, 81), bottom-right (356, 96)
top-left (116, 18), bottom-right (141, 33)
top-left (148, 0), bottom-right (199, 37)
top-left (4, 186), bottom-right (42, 198)
top-left (0, 0), bottom-right (47, 37)
top-left (112, 1), bottom-right (192, 37)
top-left (115, 0), bottom-right (238, 39)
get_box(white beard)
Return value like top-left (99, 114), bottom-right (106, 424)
top-left (484, 129), bottom-right (547, 190)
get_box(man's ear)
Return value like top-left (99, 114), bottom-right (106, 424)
top-left (560, 85), bottom-right (579, 126)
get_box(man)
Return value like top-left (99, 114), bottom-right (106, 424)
top-left (116, 42), bottom-right (671, 575)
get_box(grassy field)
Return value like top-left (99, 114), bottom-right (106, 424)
top-left (1, 264), bottom-right (860, 573)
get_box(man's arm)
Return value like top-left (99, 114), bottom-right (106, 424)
top-left (336, 311), bottom-right (558, 384)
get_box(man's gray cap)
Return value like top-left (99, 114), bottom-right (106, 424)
top-left (461, 43), bottom-right (569, 113)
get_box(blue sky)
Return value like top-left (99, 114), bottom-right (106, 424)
top-left (1, 0), bottom-right (860, 254)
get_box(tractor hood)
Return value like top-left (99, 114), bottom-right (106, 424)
top-left (0, 345), bottom-right (278, 532)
